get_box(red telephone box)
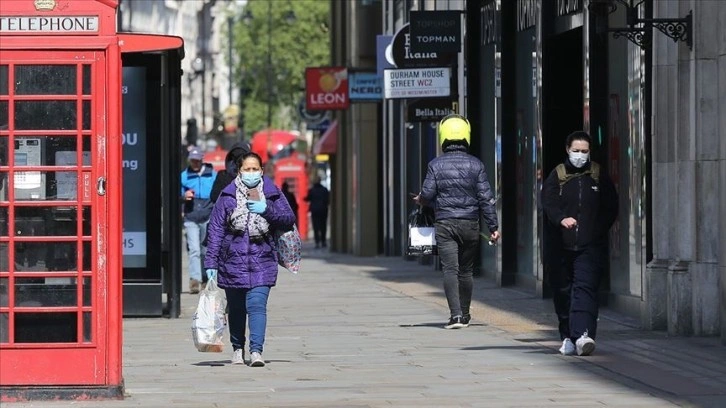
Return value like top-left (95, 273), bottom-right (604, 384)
top-left (0, 0), bottom-right (179, 400)
top-left (274, 157), bottom-right (309, 239)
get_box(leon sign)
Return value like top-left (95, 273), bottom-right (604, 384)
top-left (306, 67), bottom-right (349, 111)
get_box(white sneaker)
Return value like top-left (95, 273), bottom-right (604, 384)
top-left (250, 351), bottom-right (265, 367)
top-left (231, 349), bottom-right (244, 365)
top-left (575, 331), bottom-right (596, 356)
top-left (559, 338), bottom-right (575, 355)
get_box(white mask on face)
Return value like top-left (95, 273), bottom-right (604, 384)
top-left (568, 151), bottom-right (590, 168)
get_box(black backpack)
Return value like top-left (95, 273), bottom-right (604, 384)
top-left (554, 162), bottom-right (600, 195)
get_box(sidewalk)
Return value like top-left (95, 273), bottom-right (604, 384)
top-left (8, 244), bottom-right (726, 407)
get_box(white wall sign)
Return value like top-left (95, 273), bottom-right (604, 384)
top-left (0, 16), bottom-right (99, 33)
top-left (384, 67), bottom-right (451, 99)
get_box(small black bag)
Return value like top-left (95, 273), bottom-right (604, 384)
top-left (407, 206), bottom-right (437, 256)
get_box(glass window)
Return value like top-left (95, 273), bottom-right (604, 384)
top-left (82, 277), bottom-right (92, 307)
top-left (0, 101), bottom-right (7, 129)
top-left (14, 206), bottom-right (89, 237)
top-left (0, 313), bottom-right (7, 343)
top-left (83, 311), bottom-right (91, 342)
top-left (82, 100), bottom-right (91, 130)
top-left (0, 242), bottom-right (7, 271)
top-left (82, 65), bottom-right (91, 95)
top-left (83, 240), bottom-right (91, 271)
top-left (10, 170), bottom-right (89, 201)
top-left (0, 277), bottom-right (7, 306)
top-left (15, 65), bottom-right (77, 95)
top-left (15, 277), bottom-right (77, 307)
top-left (0, 206), bottom-right (6, 236)
top-left (14, 312), bottom-right (77, 343)
top-left (0, 65), bottom-right (8, 95)
top-left (15, 101), bottom-right (77, 130)
top-left (14, 241), bottom-right (78, 272)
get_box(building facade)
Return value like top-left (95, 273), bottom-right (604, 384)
top-left (330, 0), bottom-right (726, 342)
top-left (118, 0), bottom-right (234, 140)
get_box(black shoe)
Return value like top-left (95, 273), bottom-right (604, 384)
top-left (444, 316), bottom-right (465, 329)
top-left (462, 314), bottom-right (471, 327)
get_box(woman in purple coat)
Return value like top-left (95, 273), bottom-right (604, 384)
top-left (204, 152), bottom-right (295, 367)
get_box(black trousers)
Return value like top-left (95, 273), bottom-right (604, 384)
top-left (435, 218), bottom-right (479, 318)
top-left (549, 245), bottom-right (606, 341)
top-left (311, 210), bottom-right (328, 245)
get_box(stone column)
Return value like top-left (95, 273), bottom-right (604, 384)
top-left (719, 0), bottom-right (726, 344)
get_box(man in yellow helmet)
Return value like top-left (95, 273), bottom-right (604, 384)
top-left (413, 114), bottom-right (500, 329)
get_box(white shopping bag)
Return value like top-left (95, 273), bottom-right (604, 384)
top-left (410, 226), bottom-right (436, 246)
top-left (191, 278), bottom-right (227, 352)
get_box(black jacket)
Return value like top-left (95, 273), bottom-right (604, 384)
top-left (305, 183), bottom-right (329, 214)
top-left (420, 144), bottom-right (498, 232)
top-left (542, 160), bottom-right (618, 250)
top-left (209, 142), bottom-right (250, 203)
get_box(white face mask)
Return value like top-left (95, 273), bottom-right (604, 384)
top-left (568, 151), bottom-right (589, 168)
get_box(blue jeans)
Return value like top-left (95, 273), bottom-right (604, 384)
top-left (184, 220), bottom-right (208, 282)
top-left (225, 286), bottom-right (271, 353)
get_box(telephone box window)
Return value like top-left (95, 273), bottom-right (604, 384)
top-left (82, 64), bottom-right (91, 95)
top-left (0, 207), bottom-right (7, 236)
top-left (82, 277), bottom-right (92, 307)
top-left (13, 241), bottom-right (77, 272)
top-left (0, 65), bottom-right (7, 95)
top-left (0, 243), bottom-right (7, 271)
top-left (0, 277), bottom-right (7, 306)
top-left (14, 277), bottom-right (78, 307)
top-left (82, 241), bottom-right (91, 271)
top-left (83, 311), bottom-right (92, 342)
top-left (0, 312), bottom-right (7, 343)
top-left (82, 100), bottom-right (91, 129)
top-left (15, 65), bottom-right (76, 95)
top-left (15, 101), bottom-right (76, 130)
top-left (0, 100), bottom-right (7, 126)
top-left (14, 312), bottom-right (77, 343)
top-left (14, 206), bottom-right (89, 237)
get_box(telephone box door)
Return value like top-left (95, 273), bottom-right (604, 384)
top-left (0, 51), bottom-right (111, 385)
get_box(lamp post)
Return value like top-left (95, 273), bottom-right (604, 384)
top-left (243, 1), bottom-right (296, 162)
top-left (191, 56), bottom-right (205, 136)
top-left (228, 16), bottom-right (234, 106)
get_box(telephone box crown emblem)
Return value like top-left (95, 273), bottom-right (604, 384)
top-left (34, 0), bottom-right (56, 11)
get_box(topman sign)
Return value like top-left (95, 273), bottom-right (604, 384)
top-left (409, 11), bottom-right (462, 53)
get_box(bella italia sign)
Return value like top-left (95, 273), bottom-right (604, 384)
top-left (0, 16), bottom-right (99, 33)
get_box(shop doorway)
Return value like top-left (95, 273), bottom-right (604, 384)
top-left (543, 27), bottom-right (583, 175)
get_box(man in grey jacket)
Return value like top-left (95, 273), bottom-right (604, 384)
top-left (415, 114), bottom-right (500, 329)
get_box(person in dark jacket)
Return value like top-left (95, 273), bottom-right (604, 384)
top-left (304, 179), bottom-right (330, 248)
top-left (414, 114), bottom-right (500, 329)
top-left (210, 142), bottom-right (251, 203)
top-left (281, 182), bottom-right (299, 225)
top-left (542, 131), bottom-right (618, 356)
top-left (180, 147), bottom-right (216, 294)
top-left (204, 152), bottom-right (295, 367)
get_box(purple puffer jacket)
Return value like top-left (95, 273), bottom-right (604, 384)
top-left (204, 176), bottom-right (295, 289)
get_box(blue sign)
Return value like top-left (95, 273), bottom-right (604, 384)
top-left (348, 71), bottom-right (383, 102)
top-left (376, 35), bottom-right (394, 76)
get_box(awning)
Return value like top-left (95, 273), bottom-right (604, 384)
top-left (313, 120), bottom-right (338, 155)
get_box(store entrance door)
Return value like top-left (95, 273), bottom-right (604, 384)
top-left (0, 51), bottom-right (111, 385)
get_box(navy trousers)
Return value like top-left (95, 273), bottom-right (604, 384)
top-left (550, 245), bottom-right (606, 341)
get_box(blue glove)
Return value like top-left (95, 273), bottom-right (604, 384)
top-left (247, 200), bottom-right (267, 214)
top-left (205, 269), bottom-right (217, 280)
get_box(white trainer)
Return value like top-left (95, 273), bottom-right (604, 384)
top-left (559, 338), bottom-right (575, 355)
top-left (575, 331), bottom-right (596, 356)
top-left (231, 349), bottom-right (244, 365)
top-left (250, 351), bottom-right (265, 367)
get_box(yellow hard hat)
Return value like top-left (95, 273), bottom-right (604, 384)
top-left (438, 114), bottom-right (471, 147)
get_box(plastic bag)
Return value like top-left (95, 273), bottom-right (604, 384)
top-left (191, 277), bottom-right (227, 352)
top-left (275, 224), bottom-right (302, 274)
top-left (407, 206), bottom-right (437, 256)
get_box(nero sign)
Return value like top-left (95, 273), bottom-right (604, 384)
top-left (410, 11), bottom-right (461, 53)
